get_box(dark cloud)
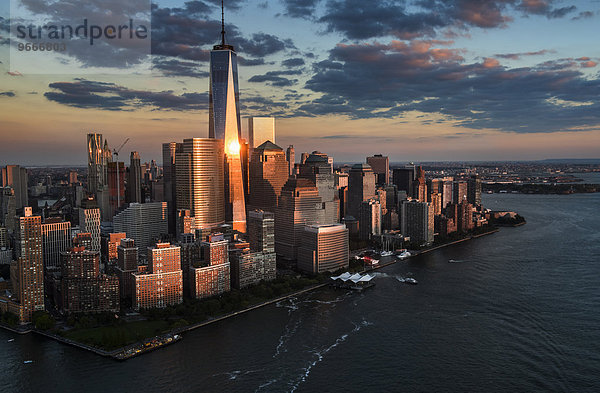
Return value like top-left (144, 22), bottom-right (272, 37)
top-left (248, 70), bottom-right (299, 87)
top-left (282, 57), bottom-right (306, 68)
top-left (153, 58), bottom-right (209, 78)
top-left (571, 10), bottom-right (594, 20)
top-left (152, 4), bottom-right (295, 60)
top-left (495, 49), bottom-right (554, 60)
top-left (281, 0), bottom-right (321, 18)
top-left (281, 0), bottom-right (581, 41)
top-left (303, 41), bottom-right (600, 133)
top-left (0, 91), bottom-right (16, 97)
top-left (44, 79), bottom-right (207, 111)
top-left (238, 57), bottom-right (268, 66)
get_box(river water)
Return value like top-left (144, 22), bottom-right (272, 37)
top-left (2, 193), bottom-right (600, 392)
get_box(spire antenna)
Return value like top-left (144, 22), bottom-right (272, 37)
top-left (221, 0), bottom-right (225, 46)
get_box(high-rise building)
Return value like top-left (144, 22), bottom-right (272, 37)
top-left (162, 142), bottom-right (179, 235)
top-left (467, 175), bottom-right (482, 206)
top-left (248, 117), bottom-right (275, 149)
top-left (60, 246), bottom-right (119, 314)
top-left (15, 208), bottom-right (44, 322)
top-left (347, 163), bottom-right (376, 219)
top-left (102, 232), bottom-right (126, 265)
top-left (414, 166), bottom-right (427, 202)
top-left (401, 200), bottom-right (434, 245)
top-left (298, 152), bottom-right (339, 224)
top-left (127, 151), bottom-right (143, 204)
top-left (133, 243), bottom-right (183, 310)
top-left (359, 199), bottom-right (382, 241)
top-left (191, 233), bottom-right (230, 298)
top-left (208, 17), bottom-right (246, 233)
top-left (69, 171), bottom-right (78, 185)
top-left (249, 141), bottom-right (290, 213)
top-left (441, 177), bottom-right (453, 208)
top-left (286, 145), bottom-right (295, 176)
top-left (113, 202), bottom-right (168, 255)
top-left (247, 210), bottom-right (275, 253)
top-left (79, 201), bottom-right (101, 252)
top-left (275, 178), bottom-right (325, 260)
top-left (392, 165), bottom-right (416, 196)
top-left (41, 218), bottom-right (71, 270)
top-left (366, 155), bottom-right (389, 185)
top-left (116, 238), bottom-right (138, 299)
top-left (297, 224), bottom-right (349, 274)
top-left (453, 180), bottom-right (468, 204)
top-left (176, 138), bottom-right (225, 231)
top-left (0, 187), bottom-right (16, 233)
top-left (1, 165), bottom-right (28, 209)
top-left (0, 226), bottom-right (8, 249)
top-left (86, 133), bottom-right (106, 195)
top-left (107, 161), bottom-right (126, 218)
top-left (300, 152), bottom-right (309, 165)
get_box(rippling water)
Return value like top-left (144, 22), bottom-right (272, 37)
top-left (2, 193), bottom-right (600, 392)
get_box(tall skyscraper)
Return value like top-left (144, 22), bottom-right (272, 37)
top-left (414, 166), bottom-right (427, 202)
top-left (207, 8), bottom-right (246, 232)
top-left (113, 202), bottom-right (168, 255)
top-left (162, 142), bottom-right (179, 235)
top-left (392, 165), bottom-right (416, 196)
top-left (107, 161), bottom-right (125, 218)
top-left (297, 224), bottom-right (349, 274)
top-left (347, 163), bottom-right (376, 219)
top-left (176, 138), bottom-right (225, 230)
top-left (248, 117), bottom-right (275, 149)
top-left (1, 165), bottom-right (28, 209)
top-left (127, 151), bottom-right (142, 204)
top-left (41, 218), bottom-right (72, 270)
top-left (453, 180), bottom-right (468, 204)
top-left (16, 208), bottom-right (44, 322)
top-left (248, 141), bottom-right (289, 212)
top-left (116, 238), bottom-right (138, 299)
top-left (0, 187), bottom-right (16, 233)
top-left (359, 198), bottom-right (382, 241)
top-left (298, 152), bottom-right (339, 224)
top-left (467, 175), bottom-right (482, 206)
top-left (275, 178), bottom-right (325, 260)
top-left (401, 200), bottom-right (434, 245)
top-left (286, 145), bottom-right (295, 176)
top-left (79, 199), bottom-right (101, 252)
top-left (86, 133), bottom-right (106, 195)
top-left (366, 155), bottom-right (389, 185)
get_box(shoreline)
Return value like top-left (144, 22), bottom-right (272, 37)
top-left (1, 227), bottom-right (500, 360)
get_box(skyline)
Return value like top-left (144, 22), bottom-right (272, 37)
top-left (1, 0), bottom-right (600, 165)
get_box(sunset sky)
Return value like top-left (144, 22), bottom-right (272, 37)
top-left (1, 0), bottom-right (599, 166)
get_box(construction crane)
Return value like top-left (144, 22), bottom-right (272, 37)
top-left (112, 138), bottom-right (129, 209)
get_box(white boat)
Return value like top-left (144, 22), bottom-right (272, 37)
top-left (7, 339), bottom-right (14, 342)
top-left (380, 251), bottom-right (393, 257)
top-left (354, 255), bottom-right (363, 260)
top-left (23, 360), bottom-right (33, 364)
top-left (404, 278), bottom-right (418, 285)
top-left (397, 251), bottom-right (411, 259)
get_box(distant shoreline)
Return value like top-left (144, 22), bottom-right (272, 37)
top-left (1, 227), bottom-right (501, 360)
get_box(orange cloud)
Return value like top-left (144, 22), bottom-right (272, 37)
top-left (483, 58), bottom-right (500, 68)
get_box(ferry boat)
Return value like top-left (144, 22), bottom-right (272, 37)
top-left (397, 250), bottom-right (411, 259)
top-left (363, 256), bottom-right (379, 266)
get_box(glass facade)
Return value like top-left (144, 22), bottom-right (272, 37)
top-left (209, 50), bottom-right (241, 141)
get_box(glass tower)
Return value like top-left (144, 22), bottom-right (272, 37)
top-left (208, 10), bottom-right (246, 233)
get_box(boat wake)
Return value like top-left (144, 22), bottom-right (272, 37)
top-left (288, 319), bottom-right (372, 393)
